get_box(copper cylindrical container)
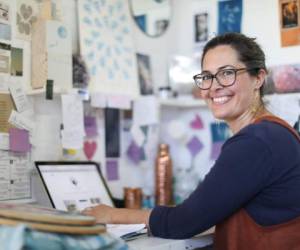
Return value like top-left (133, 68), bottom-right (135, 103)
top-left (155, 143), bottom-right (173, 206)
top-left (124, 187), bottom-right (142, 209)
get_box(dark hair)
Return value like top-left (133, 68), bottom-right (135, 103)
top-left (201, 32), bottom-right (267, 96)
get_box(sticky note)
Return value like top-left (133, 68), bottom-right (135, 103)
top-left (9, 128), bottom-right (31, 153)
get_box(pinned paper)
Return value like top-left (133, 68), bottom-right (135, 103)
top-left (8, 110), bottom-right (35, 133)
top-left (61, 94), bottom-right (85, 135)
top-left (61, 129), bottom-right (84, 149)
top-left (91, 93), bottom-right (106, 108)
top-left (218, 0), bottom-right (242, 34)
top-left (133, 96), bottom-right (159, 126)
top-left (84, 116), bottom-right (98, 137)
top-left (107, 95), bottom-right (131, 110)
top-left (9, 81), bottom-right (30, 112)
top-left (186, 136), bottom-right (203, 158)
top-left (106, 159), bottom-right (119, 181)
top-left (0, 133), bottom-right (9, 150)
top-left (130, 125), bottom-right (145, 147)
top-left (9, 128), bottom-right (31, 153)
top-left (190, 114), bottom-right (204, 129)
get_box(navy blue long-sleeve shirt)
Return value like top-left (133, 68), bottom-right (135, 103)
top-left (149, 120), bottom-right (300, 239)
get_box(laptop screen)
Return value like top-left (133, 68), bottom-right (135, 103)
top-left (35, 162), bottom-right (114, 212)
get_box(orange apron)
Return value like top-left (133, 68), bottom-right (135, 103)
top-left (214, 116), bottom-right (300, 250)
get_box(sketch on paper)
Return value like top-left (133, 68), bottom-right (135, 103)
top-left (16, 0), bottom-right (38, 40)
top-left (78, 0), bottom-right (139, 97)
top-left (0, 1), bottom-right (9, 24)
top-left (137, 53), bottom-right (153, 95)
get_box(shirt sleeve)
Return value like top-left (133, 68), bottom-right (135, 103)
top-left (149, 133), bottom-right (273, 239)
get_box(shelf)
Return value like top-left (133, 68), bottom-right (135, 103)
top-left (159, 96), bottom-right (206, 108)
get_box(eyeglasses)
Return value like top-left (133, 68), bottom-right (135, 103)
top-left (193, 68), bottom-right (255, 90)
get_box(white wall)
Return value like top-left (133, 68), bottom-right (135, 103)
top-left (32, 0), bottom-right (300, 203)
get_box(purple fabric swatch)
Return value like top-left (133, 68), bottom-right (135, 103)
top-left (84, 116), bottom-right (98, 137)
top-left (9, 128), bottom-right (31, 153)
top-left (186, 136), bottom-right (203, 158)
top-left (106, 159), bottom-right (119, 181)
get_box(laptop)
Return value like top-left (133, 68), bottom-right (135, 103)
top-left (35, 161), bottom-right (114, 212)
top-left (35, 161), bottom-right (146, 239)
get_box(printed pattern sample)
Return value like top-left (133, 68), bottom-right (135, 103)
top-left (78, 0), bottom-right (139, 97)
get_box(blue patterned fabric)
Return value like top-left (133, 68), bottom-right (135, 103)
top-left (0, 225), bottom-right (129, 250)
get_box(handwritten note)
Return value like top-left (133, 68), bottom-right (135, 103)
top-left (0, 133), bottom-right (9, 150)
top-left (0, 151), bottom-right (32, 201)
top-left (8, 110), bottom-right (35, 133)
top-left (9, 80), bottom-right (30, 112)
top-left (61, 94), bottom-right (85, 149)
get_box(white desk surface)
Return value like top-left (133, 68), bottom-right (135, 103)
top-left (127, 228), bottom-right (214, 250)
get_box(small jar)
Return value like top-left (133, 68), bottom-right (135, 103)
top-left (124, 187), bottom-right (142, 209)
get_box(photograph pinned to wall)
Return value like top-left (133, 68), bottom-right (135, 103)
top-left (0, 42), bottom-right (10, 74)
top-left (10, 47), bottom-right (23, 76)
top-left (218, 0), bottom-right (243, 34)
top-left (137, 53), bottom-right (153, 95)
top-left (78, 0), bottom-right (139, 97)
top-left (0, 1), bottom-right (10, 24)
top-left (271, 64), bottom-right (300, 93)
top-left (15, 0), bottom-right (38, 41)
top-left (73, 55), bottom-right (89, 89)
top-left (0, 0), bottom-right (11, 41)
top-left (279, 0), bottom-right (300, 47)
top-left (105, 108), bottom-right (120, 158)
top-left (194, 13), bottom-right (208, 43)
top-left (210, 121), bottom-right (231, 160)
top-left (155, 19), bottom-right (168, 36)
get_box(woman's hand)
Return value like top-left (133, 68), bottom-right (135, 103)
top-left (82, 205), bottom-right (152, 225)
top-left (82, 204), bottom-right (115, 224)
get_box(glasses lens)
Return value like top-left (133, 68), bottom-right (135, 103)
top-left (216, 69), bottom-right (236, 86)
top-left (194, 74), bottom-right (212, 89)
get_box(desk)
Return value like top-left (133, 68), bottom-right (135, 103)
top-left (128, 228), bottom-right (214, 250)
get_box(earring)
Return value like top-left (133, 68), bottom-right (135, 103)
top-left (251, 90), bottom-right (262, 115)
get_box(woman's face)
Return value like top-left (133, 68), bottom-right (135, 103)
top-left (200, 45), bottom-right (261, 123)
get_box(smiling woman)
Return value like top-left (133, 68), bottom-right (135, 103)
top-left (82, 33), bottom-right (300, 250)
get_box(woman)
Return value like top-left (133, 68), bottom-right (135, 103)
top-left (84, 33), bottom-right (300, 249)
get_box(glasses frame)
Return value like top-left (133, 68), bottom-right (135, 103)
top-left (193, 67), bottom-right (255, 90)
